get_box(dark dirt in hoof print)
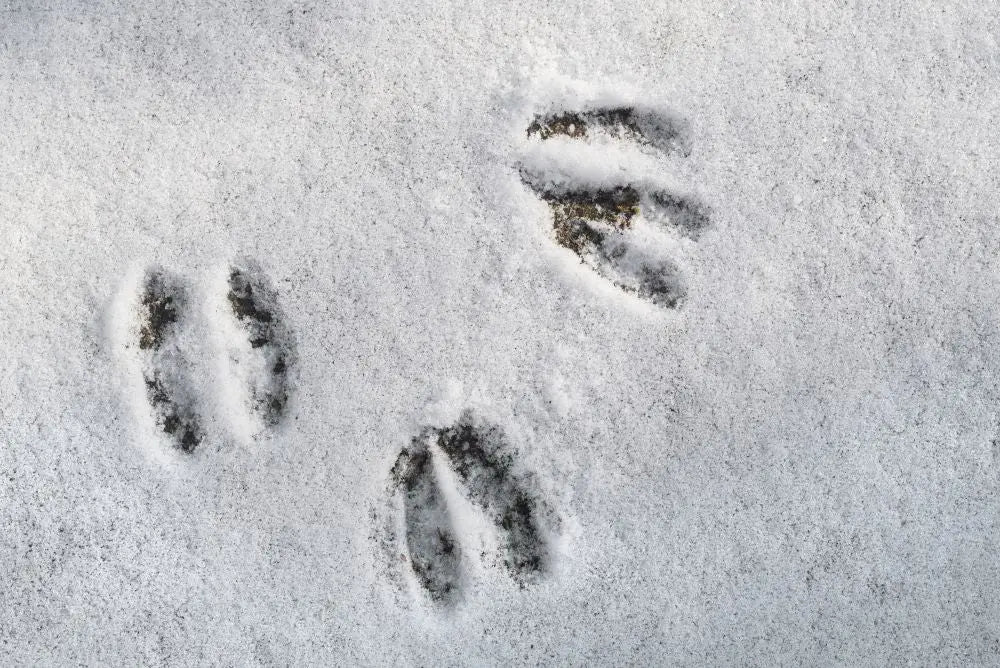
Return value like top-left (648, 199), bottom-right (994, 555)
top-left (388, 414), bottom-right (554, 606)
top-left (545, 186), bottom-right (641, 244)
top-left (527, 106), bottom-right (691, 156)
top-left (139, 273), bottom-right (180, 351)
top-left (391, 441), bottom-right (462, 605)
top-left (143, 371), bottom-right (202, 453)
top-left (138, 270), bottom-right (203, 453)
top-left (227, 265), bottom-right (295, 427)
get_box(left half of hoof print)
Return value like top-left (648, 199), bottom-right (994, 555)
top-left (390, 438), bottom-right (464, 606)
top-left (135, 269), bottom-right (204, 453)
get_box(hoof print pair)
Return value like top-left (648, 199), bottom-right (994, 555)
top-left (383, 412), bottom-right (556, 607)
top-left (131, 263), bottom-right (294, 454)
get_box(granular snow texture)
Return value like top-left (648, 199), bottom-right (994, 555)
top-left (2, 1), bottom-right (1000, 664)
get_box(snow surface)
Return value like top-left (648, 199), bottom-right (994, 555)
top-left (2, 1), bottom-right (1000, 664)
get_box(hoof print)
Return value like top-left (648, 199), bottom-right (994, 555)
top-left (385, 413), bottom-right (555, 606)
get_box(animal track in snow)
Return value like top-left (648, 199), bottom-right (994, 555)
top-left (382, 412), bottom-right (556, 607)
top-left (519, 102), bottom-right (710, 308)
top-left (136, 269), bottom-right (204, 453)
top-left (226, 264), bottom-right (296, 428)
top-left (121, 262), bottom-right (295, 456)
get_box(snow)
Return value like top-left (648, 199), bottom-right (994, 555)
top-left (2, 0), bottom-right (1000, 664)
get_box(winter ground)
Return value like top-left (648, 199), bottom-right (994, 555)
top-left (2, 1), bottom-right (1000, 664)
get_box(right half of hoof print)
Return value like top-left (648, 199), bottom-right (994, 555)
top-left (434, 417), bottom-right (553, 584)
top-left (383, 414), bottom-right (556, 607)
top-left (136, 270), bottom-right (204, 453)
top-left (519, 100), bottom-right (711, 309)
top-left (226, 264), bottom-right (296, 429)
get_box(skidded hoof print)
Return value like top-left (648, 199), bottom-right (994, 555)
top-left (226, 264), bottom-right (296, 428)
top-left (519, 101), bottom-right (711, 308)
top-left (382, 412), bottom-right (556, 607)
top-left (136, 270), bottom-right (204, 453)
